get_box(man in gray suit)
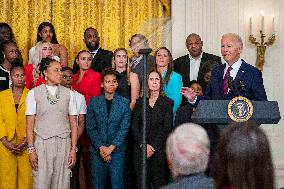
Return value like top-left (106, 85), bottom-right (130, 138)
top-left (161, 123), bottom-right (213, 189)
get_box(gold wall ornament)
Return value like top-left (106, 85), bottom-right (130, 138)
top-left (249, 30), bottom-right (276, 71)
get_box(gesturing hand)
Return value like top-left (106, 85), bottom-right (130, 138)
top-left (181, 87), bottom-right (197, 102)
top-left (147, 144), bottom-right (155, 158)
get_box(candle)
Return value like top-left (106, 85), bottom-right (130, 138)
top-left (261, 10), bottom-right (264, 32)
top-left (272, 14), bottom-right (275, 34)
top-left (249, 14), bottom-right (252, 35)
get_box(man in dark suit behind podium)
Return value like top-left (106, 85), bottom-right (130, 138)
top-left (181, 33), bottom-right (267, 176)
top-left (73, 27), bottom-right (113, 74)
top-left (174, 33), bottom-right (222, 87)
top-left (182, 33), bottom-right (267, 103)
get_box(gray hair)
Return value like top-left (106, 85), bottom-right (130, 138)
top-left (222, 33), bottom-right (243, 49)
top-left (166, 123), bottom-right (210, 176)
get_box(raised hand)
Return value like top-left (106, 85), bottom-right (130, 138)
top-left (181, 87), bottom-right (197, 102)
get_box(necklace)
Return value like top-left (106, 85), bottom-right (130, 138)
top-left (45, 85), bottom-right (60, 105)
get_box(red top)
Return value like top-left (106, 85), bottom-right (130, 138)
top-left (72, 69), bottom-right (102, 105)
top-left (73, 69), bottom-right (102, 145)
top-left (25, 64), bottom-right (46, 89)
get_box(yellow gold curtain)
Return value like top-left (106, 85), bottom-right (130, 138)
top-left (0, 0), bottom-right (169, 66)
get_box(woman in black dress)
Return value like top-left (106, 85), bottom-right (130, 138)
top-left (113, 48), bottom-right (140, 110)
top-left (132, 70), bottom-right (173, 189)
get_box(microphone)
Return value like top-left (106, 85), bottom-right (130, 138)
top-left (228, 76), bottom-right (239, 96)
top-left (138, 48), bottom-right (152, 55)
top-left (237, 80), bottom-right (246, 92)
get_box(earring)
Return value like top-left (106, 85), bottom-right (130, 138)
top-left (45, 76), bottom-right (48, 81)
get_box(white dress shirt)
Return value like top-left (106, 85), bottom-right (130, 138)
top-left (223, 58), bottom-right (242, 79)
top-left (189, 52), bottom-right (203, 81)
top-left (73, 90), bottom-right (87, 115)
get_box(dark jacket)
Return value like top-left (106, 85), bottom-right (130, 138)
top-left (174, 52), bottom-right (221, 87)
top-left (160, 173), bottom-right (213, 189)
top-left (199, 60), bottom-right (267, 102)
top-left (86, 94), bottom-right (131, 152)
top-left (131, 96), bottom-right (173, 152)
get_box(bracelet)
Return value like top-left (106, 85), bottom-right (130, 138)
top-left (71, 145), bottom-right (78, 153)
top-left (27, 146), bottom-right (35, 154)
top-left (27, 144), bottom-right (34, 148)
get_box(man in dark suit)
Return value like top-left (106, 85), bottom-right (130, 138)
top-left (182, 33), bottom-right (267, 102)
top-left (161, 123), bottom-right (213, 189)
top-left (174, 33), bottom-right (222, 87)
top-left (181, 33), bottom-right (267, 177)
top-left (73, 27), bottom-right (113, 74)
top-left (129, 34), bottom-right (155, 84)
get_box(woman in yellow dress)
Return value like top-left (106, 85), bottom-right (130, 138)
top-left (0, 59), bottom-right (32, 189)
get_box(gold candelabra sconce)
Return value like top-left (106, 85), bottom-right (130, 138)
top-left (248, 12), bottom-right (276, 71)
top-left (249, 31), bottom-right (275, 71)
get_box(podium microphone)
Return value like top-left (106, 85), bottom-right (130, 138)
top-left (228, 76), bottom-right (239, 96)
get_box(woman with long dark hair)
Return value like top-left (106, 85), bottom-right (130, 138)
top-left (155, 47), bottom-right (183, 116)
top-left (213, 122), bottom-right (275, 189)
top-left (29, 22), bottom-right (68, 67)
top-left (72, 50), bottom-right (101, 188)
top-left (132, 70), bottom-right (173, 188)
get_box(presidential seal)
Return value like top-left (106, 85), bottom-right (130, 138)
top-left (228, 96), bottom-right (254, 122)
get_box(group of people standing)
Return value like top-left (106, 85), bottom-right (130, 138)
top-left (0, 20), bottom-right (269, 189)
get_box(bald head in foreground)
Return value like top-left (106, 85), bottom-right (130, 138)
top-left (160, 123), bottom-right (213, 189)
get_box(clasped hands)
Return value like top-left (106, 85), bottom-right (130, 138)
top-left (99, 145), bottom-right (115, 163)
top-left (1, 137), bottom-right (27, 155)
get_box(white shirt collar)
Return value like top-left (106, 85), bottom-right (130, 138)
top-left (225, 58), bottom-right (242, 70)
top-left (90, 47), bottom-right (100, 56)
top-left (133, 55), bottom-right (143, 62)
top-left (188, 51), bottom-right (203, 61)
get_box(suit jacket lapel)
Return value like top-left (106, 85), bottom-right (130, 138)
top-left (6, 89), bottom-right (14, 106)
top-left (227, 60), bottom-right (247, 98)
top-left (219, 64), bottom-right (226, 96)
top-left (99, 96), bottom-right (109, 124)
top-left (198, 52), bottom-right (207, 80)
top-left (234, 59), bottom-right (247, 84)
top-left (18, 88), bottom-right (28, 108)
top-left (93, 48), bottom-right (102, 62)
top-left (108, 94), bottom-right (118, 123)
top-left (184, 55), bottom-right (191, 81)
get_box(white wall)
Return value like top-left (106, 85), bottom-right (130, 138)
top-left (171, 0), bottom-right (284, 187)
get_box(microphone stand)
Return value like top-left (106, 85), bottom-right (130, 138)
top-left (138, 48), bottom-right (152, 189)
